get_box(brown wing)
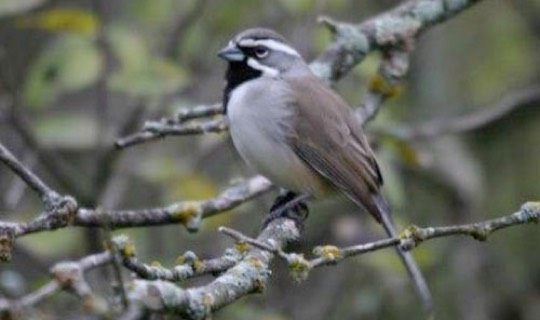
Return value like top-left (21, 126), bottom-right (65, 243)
top-left (287, 76), bottom-right (384, 222)
top-left (287, 77), bottom-right (433, 308)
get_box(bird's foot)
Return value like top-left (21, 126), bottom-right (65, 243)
top-left (262, 191), bottom-right (310, 230)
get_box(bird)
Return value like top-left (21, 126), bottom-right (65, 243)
top-left (218, 28), bottom-right (432, 313)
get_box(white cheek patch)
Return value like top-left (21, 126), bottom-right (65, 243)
top-left (238, 39), bottom-right (300, 57)
top-left (247, 58), bottom-right (279, 77)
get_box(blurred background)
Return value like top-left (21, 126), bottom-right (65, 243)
top-left (0, 0), bottom-right (539, 319)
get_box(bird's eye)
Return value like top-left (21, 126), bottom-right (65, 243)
top-left (254, 46), bottom-right (269, 58)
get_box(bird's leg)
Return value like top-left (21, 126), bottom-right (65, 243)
top-left (262, 190), bottom-right (310, 230)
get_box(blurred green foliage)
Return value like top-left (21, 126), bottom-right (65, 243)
top-left (23, 34), bottom-right (101, 108)
top-left (0, 0), bottom-right (539, 319)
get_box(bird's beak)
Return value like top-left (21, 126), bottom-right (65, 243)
top-left (217, 43), bottom-right (244, 62)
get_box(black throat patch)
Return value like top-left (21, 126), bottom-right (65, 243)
top-left (222, 61), bottom-right (262, 114)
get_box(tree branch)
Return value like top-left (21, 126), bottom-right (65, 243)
top-left (0, 141), bottom-right (62, 210)
top-left (1, 201), bottom-right (537, 319)
top-left (310, 202), bottom-right (540, 268)
top-left (220, 202), bottom-right (540, 280)
top-left (115, 117), bottom-right (227, 149)
top-left (115, 201), bottom-right (538, 319)
top-left (113, 235), bottom-right (242, 282)
top-left (116, 0), bottom-right (484, 147)
top-left (122, 217), bottom-right (301, 320)
top-left (2, 1), bottom-right (527, 318)
top-left (0, 252), bottom-right (112, 315)
top-left (0, 175), bottom-right (272, 247)
top-left (376, 83), bottom-right (540, 140)
top-left (0, 128), bottom-right (272, 260)
top-left (311, 0), bottom-right (483, 82)
top-left (74, 175), bottom-right (272, 231)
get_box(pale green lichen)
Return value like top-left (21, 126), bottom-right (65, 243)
top-left (234, 241), bottom-right (250, 254)
top-left (411, 1), bottom-right (444, 24)
top-left (313, 245), bottom-right (341, 261)
top-left (223, 247), bottom-right (243, 263)
top-left (245, 256), bottom-right (263, 269)
top-left (150, 260), bottom-right (162, 267)
top-left (335, 23), bottom-right (370, 54)
top-left (520, 202), bottom-right (540, 223)
top-left (399, 225), bottom-right (425, 250)
top-left (112, 235), bottom-right (136, 257)
top-left (287, 253), bottom-right (311, 282)
top-left (400, 224), bottom-right (422, 240)
top-left (309, 61), bottom-right (333, 81)
top-left (368, 74), bottom-right (402, 98)
top-left (176, 251), bottom-right (204, 273)
top-left (168, 201), bottom-right (203, 232)
top-left (374, 15), bottom-right (420, 45)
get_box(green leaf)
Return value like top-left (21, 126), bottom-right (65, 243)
top-left (109, 59), bottom-right (187, 97)
top-left (16, 8), bottom-right (98, 35)
top-left (107, 26), bottom-right (149, 70)
top-left (23, 35), bottom-right (102, 109)
top-left (33, 113), bottom-right (97, 148)
top-left (107, 26), bottom-right (187, 97)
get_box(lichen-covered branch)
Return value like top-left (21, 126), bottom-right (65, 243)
top-left (115, 117), bottom-right (227, 149)
top-left (116, 0), bottom-right (484, 147)
top-left (173, 103), bottom-right (224, 122)
top-left (0, 175), bottom-right (272, 255)
top-left (314, 0), bottom-right (482, 122)
top-left (0, 141), bottom-right (62, 210)
top-left (0, 144), bottom-right (271, 260)
top-left (106, 202), bottom-right (539, 319)
top-left (74, 175), bottom-right (272, 231)
top-left (1, 202), bottom-right (537, 319)
top-left (311, 0), bottom-right (483, 82)
top-left (220, 202), bottom-right (540, 281)
top-left (0, 252), bottom-right (112, 316)
top-left (113, 235), bottom-right (243, 282)
top-left (1, 1), bottom-right (526, 318)
top-left (115, 103), bottom-right (225, 149)
top-left (123, 217), bottom-right (301, 320)
top-left (311, 202), bottom-right (540, 268)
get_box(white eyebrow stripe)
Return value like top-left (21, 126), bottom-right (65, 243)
top-left (237, 39), bottom-right (300, 57)
top-left (246, 58), bottom-right (279, 77)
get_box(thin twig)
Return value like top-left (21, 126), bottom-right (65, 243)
top-left (120, 201), bottom-right (539, 318)
top-left (312, 0), bottom-right (483, 83)
top-left (6, 97), bottom-right (85, 197)
top-left (117, 0), bottom-right (484, 148)
top-left (219, 202), bottom-right (540, 277)
top-left (173, 103), bottom-right (223, 122)
top-left (113, 235), bottom-right (242, 282)
top-left (383, 84), bottom-right (540, 140)
top-left (3, 201), bottom-right (538, 317)
top-left (75, 175), bottom-right (272, 231)
top-left (0, 141), bottom-right (60, 209)
top-left (115, 118), bottom-right (227, 149)
top-left (0, 175), bottom-right (272, 243)
top-left (0, 252), bottom-right (112, 313)
top-left (124, 216), bottom-right (302, 319)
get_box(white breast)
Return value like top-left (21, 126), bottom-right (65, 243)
top-left (226, 78), bottom-right (326, 196)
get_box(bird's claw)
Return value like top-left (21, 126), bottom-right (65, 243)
top-left (262, 191), bottom-right (309, 230)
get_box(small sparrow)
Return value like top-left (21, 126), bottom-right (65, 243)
top-left (218, 28), bottom-right (432, 312)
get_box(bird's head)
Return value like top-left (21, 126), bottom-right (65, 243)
top-left (218, 28), bottom-right (303, 77)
